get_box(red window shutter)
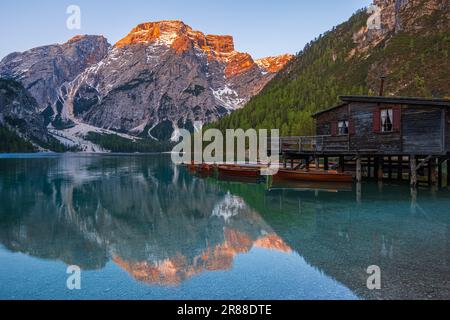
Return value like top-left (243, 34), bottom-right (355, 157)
top-left (373, 108), bottom-right (381, 133)
top-left (349, 118), bottom-right (355, 135)
top-left (331, 122), bottom-right (337, 136)
top-left (393, 105), bottom-right (402, 132)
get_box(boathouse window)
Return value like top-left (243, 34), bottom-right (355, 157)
top-left (380, 108), bottom-right (393, 132)
top-left (338, 120), bottom-right (349, 135)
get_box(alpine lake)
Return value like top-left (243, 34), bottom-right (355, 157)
top-left (0, 153), bottom-right (448, 300)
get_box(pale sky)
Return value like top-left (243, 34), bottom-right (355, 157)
top-left (0, 0), bottom-right (371, 60)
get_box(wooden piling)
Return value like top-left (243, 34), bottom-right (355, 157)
top-left (377, 157), bottom-right (384, 181)
top-left (265, 174), bottom-right (273, 190)
top-left (438, 158), bottom-right (443, 188)
top-left (314, 157), bottom-right (320, 170)
top-left (374, 157), bottom-right (379, 180)
top-left (397, 156), bottom-right (403, 181)
top-left (339, 156), bottom-right (345, 173)
top-left (447, 159), bottom-right (450, 188)
top-left (429, 158), bottom-right (438, 187)
top-left (428, 158), bottom-right (432, 186)
top-left (410, 156), bottom-right (417, 189)
top-left (388, 157), bottom-right (393, 180)
top-left (356, 158), bottom-right (362, 183)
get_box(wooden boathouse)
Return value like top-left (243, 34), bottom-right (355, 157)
top-left (277, 96), bottom-right (450, 188)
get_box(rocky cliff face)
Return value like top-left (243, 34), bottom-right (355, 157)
top-left (212, 0), bottom-right (449, 136)
top-left (353, 0), bottom-right (449, 54)
top-left (56, 21), bottom-right (293, 141)
top-left (0, 35), bottom-right (111, 150)
top-left (0, 21), bottom-right (292, 148)
top-left (255, 54), bottom-right (294, 73)
top-left (353, 0), bottom-right (450, 94)
top-left (0, 79), bottom-right (52, 145)
top-left (0, 35), bottom-right (110, 110)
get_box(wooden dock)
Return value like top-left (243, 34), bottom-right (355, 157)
top-left (272, 96), bottom-right (450, 188)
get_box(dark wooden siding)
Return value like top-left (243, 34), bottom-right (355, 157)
top-left (313, 102), bottom-right (448, 155)
top-left (322, 135), bottom-right (349, 152)
top-left (317, 123), bottom-right (331, 136)
top-left (349, 103), bottom-right (401, 154)
top-left (315, 105), bottom-right (348, 136)
top-left (447, 109), bottom-right (450, 152)
top-left (402, 106), bottom-right (443, 154)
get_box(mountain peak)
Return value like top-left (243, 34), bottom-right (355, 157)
top-left (114, 20), bottom-right (292, 77)
top-left (65, 34), bottom-right (107, 45)
top-left (66, 35), bottom-right (87, 44)
top-left (115, 20), bottom-right (235, 55)
top-left (255, 54), bottom-right (294, 73)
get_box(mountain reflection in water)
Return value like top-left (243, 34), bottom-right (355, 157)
top-left (0, 154), bottom-right (448, 300)
top-left (0, 155), bottom-right (291, 286)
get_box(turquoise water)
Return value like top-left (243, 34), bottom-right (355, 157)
top-left (0, 154), bottom-right (448, 300)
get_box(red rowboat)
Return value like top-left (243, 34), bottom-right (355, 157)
top-left (200, 163), bottom-right (216, 172)
top-left (274, 169), bottom-right (353, 183)
top-left (187, 163), bottom-right (200, 172)
top-left (218, 165), bottom-right (261, 177)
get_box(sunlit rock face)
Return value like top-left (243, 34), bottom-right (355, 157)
top-left (255, 54), bottom-right (294, 73)
top-left (115, 21), bottom-right (236, 56)
top-left (57, 21), bottom-right (293, 141)
top-left (0, 21), bottom-right (292, 144)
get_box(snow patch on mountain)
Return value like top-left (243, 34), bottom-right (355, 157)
top-left (48, 122), bottom-right (139, 152)
top-left (211, 86), bottom-right (245, 110)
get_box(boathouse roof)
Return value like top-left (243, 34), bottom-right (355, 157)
top-left (312, 96), bottom-right (450, 118)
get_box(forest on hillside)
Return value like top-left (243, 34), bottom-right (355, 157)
top-left (209, 8), bottom-right (449, 136)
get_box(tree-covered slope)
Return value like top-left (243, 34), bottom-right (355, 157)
top-left (210, 0), bottom-right (449, 136)
top-left (0, 126), bottom-right (36, 153)
top-left (0, 79), bottom-right (71, 152)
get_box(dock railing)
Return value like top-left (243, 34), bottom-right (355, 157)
top-left (272, 135), bottom-right (350, 154)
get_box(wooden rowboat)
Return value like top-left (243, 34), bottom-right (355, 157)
top-left (200, 163), bottom-right (216, 172)
top-left (218, 165), bottom-right (261, 177)
top-left (187, 163), bottom-right (216, 172)
top-left (274, 169), bottom-right (353, 183)
top-left (187, 163), bottom-right (200, 172)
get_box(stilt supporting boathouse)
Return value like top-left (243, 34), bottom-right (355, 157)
top-left (274, 96), bottom-right (450, 189)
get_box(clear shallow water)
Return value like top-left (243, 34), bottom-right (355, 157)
top-left (0, 154), bottom-right (448, 300)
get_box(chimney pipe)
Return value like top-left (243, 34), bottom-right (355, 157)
top-left (379, 76), bottom-right (386, 96)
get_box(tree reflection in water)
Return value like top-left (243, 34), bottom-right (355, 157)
top-left (0, 154), bottom-right (448, 299)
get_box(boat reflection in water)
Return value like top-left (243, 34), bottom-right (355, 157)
top-left (0, 154), bottom-right (448, 299)
top-left (0, 155), bottom-right (294, 294)
top-left (269, 179), bottom-right (353, 193)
